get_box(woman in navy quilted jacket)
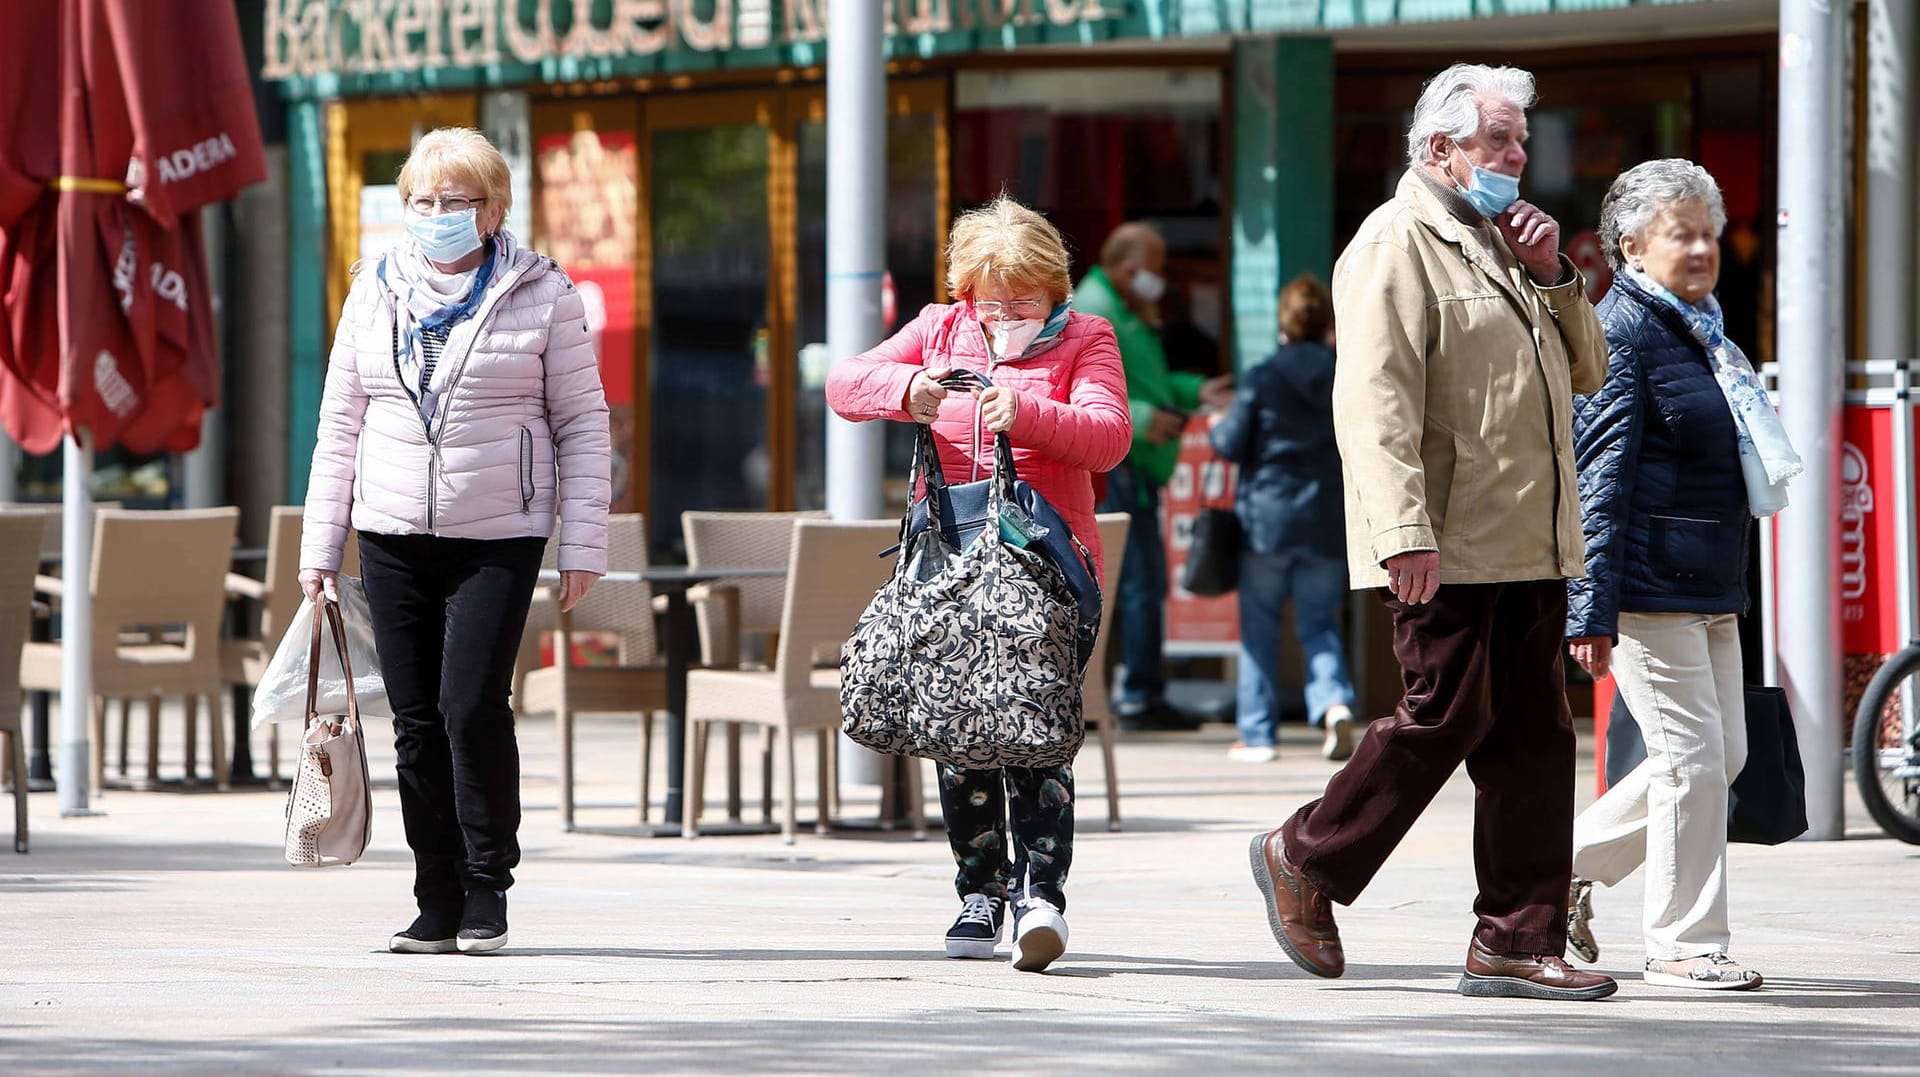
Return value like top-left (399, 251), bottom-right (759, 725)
top-left (1562, 159), bottom-right (1799, 991)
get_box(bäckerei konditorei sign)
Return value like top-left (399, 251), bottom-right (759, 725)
top-left (261, 0), bottom-right (1116, 80)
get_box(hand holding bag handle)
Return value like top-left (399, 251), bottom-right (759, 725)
top-left (307, 598), bottom-right (361, 739)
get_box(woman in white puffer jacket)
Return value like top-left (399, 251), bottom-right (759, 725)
top-left (298, 128), bottom-right (611, 956)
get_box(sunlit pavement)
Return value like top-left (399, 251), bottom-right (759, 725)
top-left (2, 707), bottom-right (1913, 1074)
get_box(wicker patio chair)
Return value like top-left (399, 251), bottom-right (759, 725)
top-left (518, 514), bottom-right (671, 830)
top-left (682, 519), bottom-right (895, 843)
top-left (0, 510), bottom-right (51, 850)
top-left (21, 508), bottom-right (240, 791)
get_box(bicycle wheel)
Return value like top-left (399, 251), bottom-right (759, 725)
top-left (1852, 643), bottom-right (1920, 844)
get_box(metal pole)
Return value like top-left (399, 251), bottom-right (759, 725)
top-left (1867, 0), bottom-right (1917, 360)
top-left (1776, 0), bottom-right (1847, 840)
top-left (827, 0), bottom-right (891, 792)
top-left (58, 429), bottom-right (97, 816)
top-left (181, 211), bottom-right (227, 510)
top-left (1893, 361), bottom-right (1920, 758)
top-left (0, 436), bottom-right (17, 502)
top-left (825, 0), bottom-right (887, 524)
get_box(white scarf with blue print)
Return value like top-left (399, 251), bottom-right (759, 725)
top-left (1626, 267), bottom-right (1802, 516)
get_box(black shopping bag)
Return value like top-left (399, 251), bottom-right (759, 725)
top-left (1604, 684), bottom-right (1808, 845)
top-left (1180, 506), bottom-right (1240, 597)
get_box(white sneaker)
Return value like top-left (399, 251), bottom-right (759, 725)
top-left (1228, 743), bottom-right (1277, 764)
top-left (1011, 896), bottom-right (1068, 972)
top-left (1322, 707), bottom-right (1359, 761)
top-left (943, 893), bottom-right (1005, 959)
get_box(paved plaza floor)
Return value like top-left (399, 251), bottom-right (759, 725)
top-left (1, 709), bottom-right (1914, 1074)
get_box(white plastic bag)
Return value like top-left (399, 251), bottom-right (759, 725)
top-left (251, 575), bottom-right (392, 728)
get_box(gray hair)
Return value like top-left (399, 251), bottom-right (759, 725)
top-left (1597, 159), bottom-right (1727, 270)
top-left (1405, 63), bottom-right (1538, 165)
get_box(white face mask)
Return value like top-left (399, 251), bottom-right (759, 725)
top-left (990, 318), bottom-right (1045, 361)
top-left (1131, 267), bottom-right (1167, 304)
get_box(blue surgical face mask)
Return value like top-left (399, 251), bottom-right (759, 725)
top-left (1450, 147), bottom-right (1521, 219)
top-left (406, 208), bottom-right (484, 263)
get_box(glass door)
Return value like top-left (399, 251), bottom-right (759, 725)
top-left (790, 79), bottom-right (948, 512)
top-left (643, 94), bottom-right (778, 560)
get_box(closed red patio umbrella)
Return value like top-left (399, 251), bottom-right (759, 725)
top-left (0, 0), bottom-right (265, 455)
top-left (0, 0), bottom-right (266, 810)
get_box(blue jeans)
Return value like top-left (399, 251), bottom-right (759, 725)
top-left (1235, 550), bottom-right (1355, 748)
top-left (1098, 462), bottom-right (1167, 710)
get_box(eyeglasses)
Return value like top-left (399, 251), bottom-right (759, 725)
top-left (973, 299), bottom-right (1048, 317)
top-left (408, 195), bottom-right (486, 215)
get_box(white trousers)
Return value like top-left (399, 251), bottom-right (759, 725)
top-left (1572, 612), bottom-right (1747, 960)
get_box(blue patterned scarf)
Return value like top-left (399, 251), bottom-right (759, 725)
top-left (1626, 267), bottom-right (1802, 516)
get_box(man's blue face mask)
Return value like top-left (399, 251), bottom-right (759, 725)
top-left (1450, 145), bottom-right (1521, 219)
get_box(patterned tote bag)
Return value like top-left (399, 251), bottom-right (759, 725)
top-left (841, 422), bottom-right (1086, 769)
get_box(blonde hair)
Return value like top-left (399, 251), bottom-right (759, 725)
top-left (945, 197), bottom-right (1073, 305)
top-left (396, 127), bottom-right (512, 228)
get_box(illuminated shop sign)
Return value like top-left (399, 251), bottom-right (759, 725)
top-left (261, 0), bottom-right (1116, 79)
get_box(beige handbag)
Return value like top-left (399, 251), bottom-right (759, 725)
top-left (283, 599), bottom-right (373, 867)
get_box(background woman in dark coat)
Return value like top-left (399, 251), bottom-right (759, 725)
top-left (1210, 274), bottom-right (1357, 764)
top-left (1563, 159), bottom-right (1799, 991)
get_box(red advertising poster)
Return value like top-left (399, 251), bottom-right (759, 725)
top-left (536, 129), bottom-right (638, 511)
top-left (1163, 417), bottom-right (1238, 650)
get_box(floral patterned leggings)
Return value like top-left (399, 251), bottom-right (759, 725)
top-left (938, 763), bottom-right (1074, 913)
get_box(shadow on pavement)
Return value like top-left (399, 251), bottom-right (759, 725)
top-left (6, 1004), bottom-right (1913, 1075)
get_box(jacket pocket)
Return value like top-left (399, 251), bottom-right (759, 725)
top-left (519, 426), bottom-right (535, 512)
top-left (353, 437), bottom-right (366, 505)
top-left (1648, 512), bottom-right (1738, 595)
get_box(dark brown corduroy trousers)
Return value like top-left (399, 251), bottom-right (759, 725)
top-left (1281, 579), bottom-right (1575, 956)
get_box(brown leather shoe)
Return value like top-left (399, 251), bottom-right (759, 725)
top-left (1247, 829), bottom-right (1344, 978)
top-left (1458, 938), bottom-right (1618, 1001)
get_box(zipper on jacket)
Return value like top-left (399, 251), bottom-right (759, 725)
top-left (519, 426), bottom-right (535, 512)
top-left (387, 251), bottom-right (546, 536)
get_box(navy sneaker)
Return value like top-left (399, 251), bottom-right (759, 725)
top-left (944, 893), bottom-right (1006, 959)
top-left (389, 909), bottom-right (460, 954)
top-left (457, 889), bottom-right (509, 954)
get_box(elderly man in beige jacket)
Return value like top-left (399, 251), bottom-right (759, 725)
top-left (1248, 63), bottom-right (1616, 1002)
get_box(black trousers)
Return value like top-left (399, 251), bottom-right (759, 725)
top-left (359, 532), bottom-right (546, 912)
top-left (1281, 580), bottom-right (1576, 955)
top-left (939, 763), bottom-right (1075, 912)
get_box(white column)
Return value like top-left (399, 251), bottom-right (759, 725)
top-left (824, 0), bottom-right (887, 525)
top-left (1776, 0), bottom-right (1848, 839)
top-left (57, 431), bottom-right (97, 815)
top-left (827, 0), bottom-right (890, 788)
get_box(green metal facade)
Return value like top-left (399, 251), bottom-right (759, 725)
top-left (267, 0), bottom-right (1724, 101)
top-left (272, 0), bottom-right (1722, 497)
top-left (1231, 36), bottom-right (1334, 373)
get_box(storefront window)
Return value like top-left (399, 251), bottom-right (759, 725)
top-left (1334, 59), bottom-right (1768, 352)
top-left (953, 69), bottom-right (1225, 374)
top-left (649, 124), bottom-right (771, 558)
top-left (794, 113), bottom-right (940, 512)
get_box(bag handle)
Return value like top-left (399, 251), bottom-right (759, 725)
top-left (908, 368), bottom-right (1017, 499)
top-left (305, 596), bottom-right (362, 734)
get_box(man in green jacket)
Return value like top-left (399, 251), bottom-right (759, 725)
top-left (1078, 222), bottom-right (1233, 730)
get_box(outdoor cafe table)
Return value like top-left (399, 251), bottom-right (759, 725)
top-left (538, 565), bottom-right (786, 838)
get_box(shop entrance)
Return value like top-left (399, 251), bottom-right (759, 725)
top-left (528, 81), bottom-right (947, 559)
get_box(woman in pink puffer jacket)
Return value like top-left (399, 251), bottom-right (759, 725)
top-left (298, 128), bottom-right (610, 957)
top-left (827, 197), bottom-right (1131, 973)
